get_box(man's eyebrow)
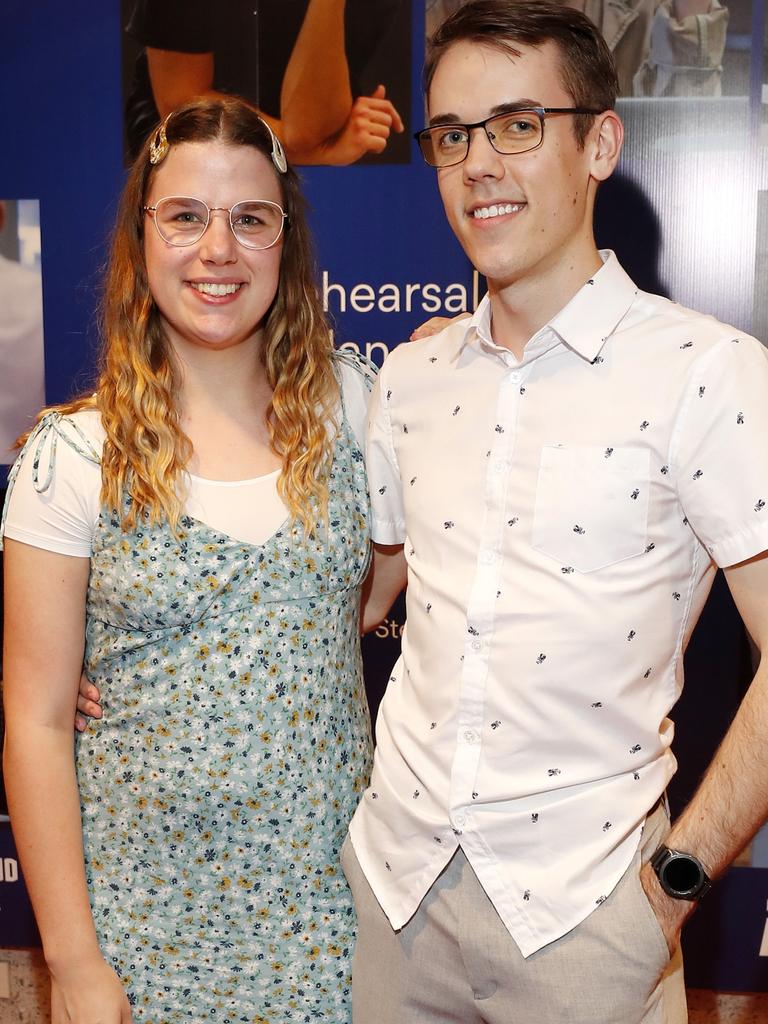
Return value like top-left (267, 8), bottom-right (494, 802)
top-left (428, 112), bottom-right (462, 127)
top-left (427, 100), bottom-right (542, 127)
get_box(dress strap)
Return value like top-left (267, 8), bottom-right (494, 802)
top-left (332, 348), bottom-right (378, 418)
top-left (1, 411), bottom-right (101, 547)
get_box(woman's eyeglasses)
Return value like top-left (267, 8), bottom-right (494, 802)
top-left (143, 197), bottom-right (287, 250)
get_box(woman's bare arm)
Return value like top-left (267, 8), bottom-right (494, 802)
top-left (3, 539), bottom-right (132, 1022)
top-left (360, 542), bottom-right (407, 634)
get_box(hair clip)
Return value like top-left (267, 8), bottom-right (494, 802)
top-left (259, 117), bottom-right (287, 174)
top-left (149, 115), bottom-right (171, 165)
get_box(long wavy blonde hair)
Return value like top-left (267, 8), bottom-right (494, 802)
top-left (46, 97), bottom-right (339, 534)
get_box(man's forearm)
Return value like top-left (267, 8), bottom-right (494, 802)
top-left (638, 652), bottom-right (768, 952)
top-left (665, 656), bottom-right (768, 878)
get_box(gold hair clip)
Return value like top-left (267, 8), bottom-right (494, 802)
top-left (149, 115), bottom-right (171, 165)
top-left (149, 111), bottom-right (285, 172)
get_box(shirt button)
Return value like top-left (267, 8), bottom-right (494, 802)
top-left (470, 639), bottom-right (481, 651)
top-left (492, 460), bottom-right (509, 474)
top-left (463, 730), bottom-right (479, 744)
top-left (509, 371), bottom-right (522, 383)
top-left (455, 814), bottom-right (467, 827)
top-left (480, 550), bottom-right (496, 565)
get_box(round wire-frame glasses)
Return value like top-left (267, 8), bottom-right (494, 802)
top-left (414, 107), bottom-right (604, 167)
top-left (143, 196), bottom-right (288, 250)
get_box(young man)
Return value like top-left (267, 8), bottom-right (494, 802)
top-left (343, 2), bottom-right (768, 1022)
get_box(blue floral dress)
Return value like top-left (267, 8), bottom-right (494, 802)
top-left (3, 359), bottom-right (374, 1023)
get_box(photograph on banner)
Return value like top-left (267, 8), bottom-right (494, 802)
top-left (121, 0), bottom-right (412, 166)
top-left (0, 199), bottom-right (44, 474)
top-left (607, 0), bottom-right (760, 333)
top-left (425, 0), bottom-right (746, 97)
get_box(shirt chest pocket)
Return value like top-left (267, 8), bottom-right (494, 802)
top-left (532, 444), bottom-right (650, 573)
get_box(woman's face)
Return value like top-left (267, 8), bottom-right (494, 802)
top-left (143, 139), bottom-right (284, 358)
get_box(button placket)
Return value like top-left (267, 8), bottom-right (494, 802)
top-left (451, 369), bottom-right (524, 809)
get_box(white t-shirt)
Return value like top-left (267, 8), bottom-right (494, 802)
top-left (3, 356), bottom-right (373, 554)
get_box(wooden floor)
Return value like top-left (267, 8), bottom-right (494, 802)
top-left (688, 989), bottom-right (768, 1023)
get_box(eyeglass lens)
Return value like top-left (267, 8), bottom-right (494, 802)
top-left (153, 198), bottom-right (285, 249)
top-left (419, 111), bottom-right (543, 167)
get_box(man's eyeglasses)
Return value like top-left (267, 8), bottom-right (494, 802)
top-left (143, 197), bottom-right (288, 250)
top-left (414, 107), bottom-right (604, 168)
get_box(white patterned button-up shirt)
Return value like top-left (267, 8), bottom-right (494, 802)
top-left (349, 252), bottom-right (768, 956)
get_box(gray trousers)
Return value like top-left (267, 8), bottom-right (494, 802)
top-left (342, 804), bottom-right (687, 1024)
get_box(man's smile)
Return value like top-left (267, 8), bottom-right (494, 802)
top-left (470, 202), bottom-right (526, 220)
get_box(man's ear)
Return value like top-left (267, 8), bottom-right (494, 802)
top-left (589, 110), bottom-right (623, 183)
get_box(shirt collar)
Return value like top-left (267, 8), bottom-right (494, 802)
top-left (459, 251), bottom-right (638, 366)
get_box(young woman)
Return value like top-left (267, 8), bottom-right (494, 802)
top-left (2, 97), bottom-right (400, 1024)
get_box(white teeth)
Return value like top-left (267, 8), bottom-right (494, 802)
top-left (190, 282), bottom-right (242, 296)
top-left (472, 203), bottom-right (523, 220)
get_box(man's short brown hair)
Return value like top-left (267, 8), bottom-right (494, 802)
top-left (424, 0), bottom-right (619, 147)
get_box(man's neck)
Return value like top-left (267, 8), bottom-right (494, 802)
top-left (487, 248), bottom-right (603, 360)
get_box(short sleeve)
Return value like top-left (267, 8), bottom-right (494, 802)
top-left (672, 336), bottom-right (768, 567)
top-left (366, 360), bottom-right (406, 545)
top-left (344, 0), bottom-right (403, 94)
top-left (126, 0), bottom-right (212, 52)
top-left (1, 412), bottom-right (103, 558)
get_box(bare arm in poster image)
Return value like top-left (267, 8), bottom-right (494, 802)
top-left (3, 541), bottom-right (133, 1023)
top-left (279, 0), bottom-right (404, 162)
top-left (279, 0), bottom-right (355, 151)
top-left (146, 0), bottom-right (402, 166)
top-left (145, 48), bottom-right (287, 144)
top-left (146, 50), bottom-right (402, 166)
top-left (639, 549), bottom-right (768, 954)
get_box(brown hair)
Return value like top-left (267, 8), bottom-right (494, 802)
top-left (424, 0), bottom-right (618, 146)
top-left (48, 96), bottom-right (338, 534)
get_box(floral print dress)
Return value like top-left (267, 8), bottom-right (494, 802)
top-left (5, 359), bottom-right (374, 1023)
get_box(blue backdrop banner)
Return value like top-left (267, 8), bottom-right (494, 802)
top-left (1, 0), bottom-right (767, 991)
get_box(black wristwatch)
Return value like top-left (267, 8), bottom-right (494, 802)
top-left (650, 845), bottom-right (712, 901)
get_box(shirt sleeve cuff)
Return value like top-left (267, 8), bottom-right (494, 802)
top-left (709, 522), bottom-right (768, 568)
top-left (1, 524), bottom-right (92, 558)
top-left (371, 516), bottom-right (407, 545)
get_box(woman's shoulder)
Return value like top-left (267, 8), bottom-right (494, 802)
top-left (26, 405), bottom-right (105, 463)
top-left (1, 406), bottom-right (104, 556)
top-left (11, 405), bottom-right (104, 487)
top-left (333, 347), bottom-right (378, 396)
top-left (331, 349), bottom-right (378, 451)
top-left (55, 406), bottom-right (105, 445)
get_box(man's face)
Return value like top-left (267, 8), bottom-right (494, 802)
top-left (428, 39), bottom-right (600, 294)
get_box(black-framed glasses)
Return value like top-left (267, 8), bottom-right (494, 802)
top-left (143, 196), bottom-right (288, 250)
top-left (414, 107), bottom-right (604, 167)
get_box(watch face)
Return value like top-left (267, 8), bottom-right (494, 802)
top-left (663, 854), bottom-right (702, 895)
